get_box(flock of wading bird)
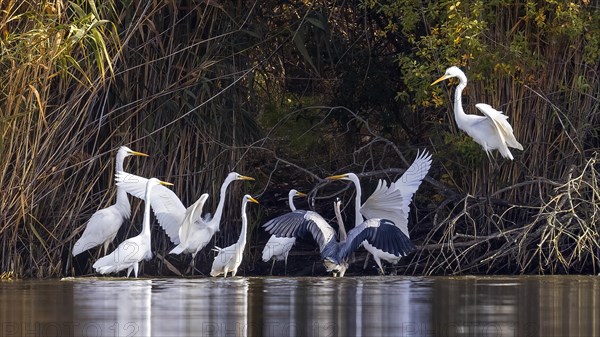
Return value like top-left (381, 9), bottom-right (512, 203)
top-left (73, 66), bottom-right (523, 278)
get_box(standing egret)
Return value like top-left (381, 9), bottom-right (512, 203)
top-left (115, 171), bottom-right (255, 270)
top-left (431, 66), bottom-right (523, 160)
top-left (210, 195), bottom-right (260, 277)
top-left (263, 199), bottom-right (416, 277)
top-left (93, 177), bottom-right (173, 278)
top-left (261, 189), bottom-right (307, 274)
top-left (326, 150), bottom-right (431, 273)
top-left (73, 146), bottom-right (148, 256)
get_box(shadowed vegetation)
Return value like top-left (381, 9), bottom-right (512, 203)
top-left (1, 0), bottom-right (599, 277)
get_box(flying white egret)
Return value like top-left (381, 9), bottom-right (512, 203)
top-left (431, 66), bottom-right (523, 160)
top-left (326, 150), bottom-right (431, 273)
top-left (263, 199), bottom-right (416, 277)
top-left (210, 195), bottom-right (260, 277)
top-left (115, 171), bottom-right (255, 268)
top-left (93, 177), bottom-right (173, 278)
top-left (73, 146), bottom-right (148, 256)
top-left (261, 189), bottom-right (307, 274)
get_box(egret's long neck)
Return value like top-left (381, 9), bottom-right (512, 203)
top-left (351, 176), bottom-right (364, 227)
top-left (212, 176), bottom-right (234, 226)
top-left (334, 202), bottom-right (347, 242)
top-left (453, 74), bottom-right (469, 129)
top-left (141, 184), bottom-right (153, 238)
top-left (238, 200), bottom-right (249, 246)
top-left (114, 151), bottom-right (131, 218)
top-left (288, 193), bottom-right (297, 211)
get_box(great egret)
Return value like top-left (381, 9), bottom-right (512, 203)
top-left (261, 189), bottom-right (307, 274)
top-left (431, 66), bottom-right (523, 160)
top-left (73, 146), bottom-right (148, 256)
top-left (169, 173), bottom-right (255, 265)
top-left (115, 171), bottom-right (255, 268)
top-left (210, 195), bottom-right (260, 277)
top-left (263, 199), bottom-right (416, 277)
top-left (326, 150), bottom-right (431, 273)
top-left (93, 177), bottom-right (173, 277)
top-left (330, 198), bottom-right (348, 275)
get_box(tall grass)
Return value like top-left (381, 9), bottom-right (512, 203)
top-left (1, 0), bottom-right (263, 277)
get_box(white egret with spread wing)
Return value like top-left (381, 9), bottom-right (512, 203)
top-left (169, 173), bottom-right (255, 264)
top-left (431, 66), bottom-right (523, 160)
top-left (261, 189), bottom-right (306, 274)
top-left (115, 171), bottom-right (255, 270)
top-left (263, 199), bottom-right (416, 277)
top-left (73, 146), bottom-right (148, 256)
top-left (210, 195), bottom-right (260, 277)
top-left (326, 150), bottom-right (431, 273)
top-left (93, 177), bottom-right (173, 278)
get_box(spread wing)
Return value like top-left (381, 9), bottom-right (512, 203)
top-left (115, 171), bottom-right (185, 244)
top-left (393, 150), bottom-right (432, 220)
top-left (360, 150), bottom-right (432, 237)
top-left (359, 179), bottom-right (408, 236)
top-left (178, 194), bottom-right (210, 244)
top-left (262, 210), bottom-right (336, 252)
top-left (338, 218), bottom-right (416, 261)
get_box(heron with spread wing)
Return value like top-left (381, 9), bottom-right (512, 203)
top-left (326, 150), bottom-right (431, 273)
top-left (263, 198), bottom-right (416, 277)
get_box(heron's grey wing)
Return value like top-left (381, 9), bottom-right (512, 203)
top-left (178, 194), bottom-right (209, 243)
top-left (475, 103), bottom-right (523, 150)
top-left (262, 210), bottom-right (336, 252)
top-left (359, 179), bottom-right (409, 236)
top-left (115, 171), bottom-right (185, 244)
top-left (393, 150), bottom-right (432, 219)
top-left (338, 218), bottom-right (416, 261)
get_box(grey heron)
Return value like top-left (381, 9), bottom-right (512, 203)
top-left (326, 150), bottom-right (431, 273)
top-left (262, 199), bottom-right (416, 277)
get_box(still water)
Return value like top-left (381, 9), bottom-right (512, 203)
top-left (0, 276), bottom-right (598, 337)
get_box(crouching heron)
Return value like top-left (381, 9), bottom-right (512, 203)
top-left (262, 199), bottom-right (416, 277)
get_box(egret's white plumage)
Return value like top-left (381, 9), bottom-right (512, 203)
top-left (261, 189), bottom-right (306, 273)
top-left (431, 66), bottom-right (523, 160)
top-left (210, 195), bottom-right (259, 277)
top-left (73, 146), bottom-right (148, 256)
top-left (169, 173), bottom-right (255, 262)
top-left (93, 178), bottom-right (173, 278)
top-left (326, 150), bottom-right (431, 272)
top-left (115, 171), bottom-right (254, 264)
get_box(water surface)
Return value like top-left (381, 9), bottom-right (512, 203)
top-left (0, 276), bottom-right (598, 336)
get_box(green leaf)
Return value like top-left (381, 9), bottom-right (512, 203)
top-left (292, 28), bottom-right (319, 74)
